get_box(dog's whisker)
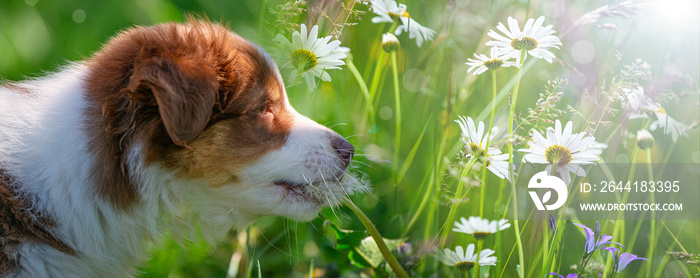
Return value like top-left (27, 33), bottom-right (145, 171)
top-left (317, 169), bottom-right (343, 219)
top-left (300, 170), bottom-right (321, 192)
top-left (342, 134), bottom-right (363, 140)
top-left (331, 173), bottom-right (354, 200)
top-left (346, 160), bottom-right (373, 167)
top-left (325, 121), bottom-right (348, 129)
top-left (283, 218), bottom-right (292, 259)
top-left (316, 170), bottom-right (335, 204)
top-left (258, 227), bottom-right (293, 258)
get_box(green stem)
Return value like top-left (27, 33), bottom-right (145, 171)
top-left (475, 240), bottom-right (484, 278)
top-left (439, 157), bottom-right (479, 249)
top-left (657, 221), bottom-right (699, 275)
top-left (344, 199), bottom-right (410, 278)
top-left (507, 50), bottom-right (527, 278)
top-left (402, 165), bottom-right (434, 237)
top-left (479, 171), bottom-right (486, 218)
top-left (345, 59), bottom-right (376, 133)
top-left (368, 23), bottom-right (397, 110)
top-left (296, 63), bottom-right (306, 83)
top-left (543, 220), bottom-right (549, 274)
top-left (368, 50), bottom-right (386, 112)
top-left (410, 132), bottom-right (448, 240)
top-left (307, 259), bottom-right (314, 278)
top-left (541, 177), bottom-right (579, 277)
top-left (487, 70), bottom-right (498, 151)
top-left (604, 148), bottom-right (640, 276)
top-left (391, 51), bottom-right (402, 182)
top-left (652, 254), bottom-right (671, 278)
top-left (644, 149), bottom-right (656, 278)
top-left (480, 70), bottom-right (498, 217)
top-left (423, 141), bottom-right (448, 242)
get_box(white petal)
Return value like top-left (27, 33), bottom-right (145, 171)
top-left (532, 16), bottom-right (545, 33)
top-left (507, 17), bottom-right (521, 37)
top-left (304, 73), bottom-right (316, 91)
top-left (372, 16), bottom-right (393, 24)
top-left (454, 245), bottom-right (466, 261)
top-left (465, 244), bottom-right (476, 258)
top-left (523, 17), bottom-right (535, 36)
top-left (496, 22), bottom-right (515, 40)
top-left (300, 24), bottom-right (309, 45)
top-left (308, 25), bottom-right (319, 44)
top-left (488, 29), bottom-right (512, 43)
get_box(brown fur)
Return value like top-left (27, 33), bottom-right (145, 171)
top-left (0, 171), bottom-right (75, 276)
top-left (84, 20), bottom-right (294, 209)
top-left (1, 84), bottom-right (32, 96)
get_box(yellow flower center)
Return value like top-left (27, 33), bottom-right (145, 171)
top-left (388, 10), bottom-right (410, 19)
top-left (484, 59), bottom-right (504, 70)
top-left (511, 37), bottom-right (538, 51)
top-left (545, 145), bottom-right (572, 166)
top-left (290, 49), bottom-right (318, 72)
top-left (469, 142), bottom-right (486, 157)
top-left (657, 107), bottom-right (666, 114)
top-left (469, 142), bottom-right (493, 166)
top-left (455, 261), bottom-right (476, 272)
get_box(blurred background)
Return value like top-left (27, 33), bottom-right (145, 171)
top-left (1, 0), bottom-right (698, 277)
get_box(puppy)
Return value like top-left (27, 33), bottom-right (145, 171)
top-left (0, 20), bottom-right (363, 277)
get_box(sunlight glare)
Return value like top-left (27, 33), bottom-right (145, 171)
top-left (653, 0), bottom-right (700, 28)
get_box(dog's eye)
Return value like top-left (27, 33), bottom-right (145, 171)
top-left (260, 103), bottom-right (273, 115)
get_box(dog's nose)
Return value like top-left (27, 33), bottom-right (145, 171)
top-left (331, 136), bottom-right (354, 167)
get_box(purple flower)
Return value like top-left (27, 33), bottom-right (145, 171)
top-left (601, 247), bottom-right (648, 273)
top-left (548, 273), bottom-right (578, 278)
top-left (573, 222), bottom-right (623, 254)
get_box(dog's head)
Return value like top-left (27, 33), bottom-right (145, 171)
top-left (85, 20), bottom-right (364, 225)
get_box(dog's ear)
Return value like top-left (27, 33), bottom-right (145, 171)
top-left (126, 48), bottom-right (218, 147)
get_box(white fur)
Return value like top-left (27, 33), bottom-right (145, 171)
top-left (1, 64), bottom-right (148, 277)
top-left (0, 62), bottom-right (364, 277)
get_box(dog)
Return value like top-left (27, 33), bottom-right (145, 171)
top-left (0, 20), bottom-right (363, 277)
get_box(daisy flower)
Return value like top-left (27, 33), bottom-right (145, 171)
top-left (452, 216), bottom-right (510, 240)
top-left (650, 110), bottom-right (688, 142)
top-left (273, 24), bottom-right (346, 91)
top-left (455, 116), bottom-right (513, 181)
top-left (466, 47), bottom-right (520, 75)
top-left (622, 86), bottom-right (660, 119)
top-left (486, 16), bottom-right (562, 63)
top-left (636, 129), bottom-right (654, 150)
top-left (622, 87), bottom-right (688, 142)
top-left (368, 0), bottom-right (436, 47)
top-left (382, 32), bottom-right (400, 52)
top-left (519, 120), bottom-right (607, 185)
top-left (334, 46), bottom-right (351, 56)
top-left (433, 244), bottom-right (497, 272)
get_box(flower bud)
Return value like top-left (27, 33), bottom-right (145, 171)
top-left (382, 33), bottom-right (400, 53)
top-left (636, 129), bottom-right (654, 150)
top-left (549, 213), bottom-right (556, 235)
